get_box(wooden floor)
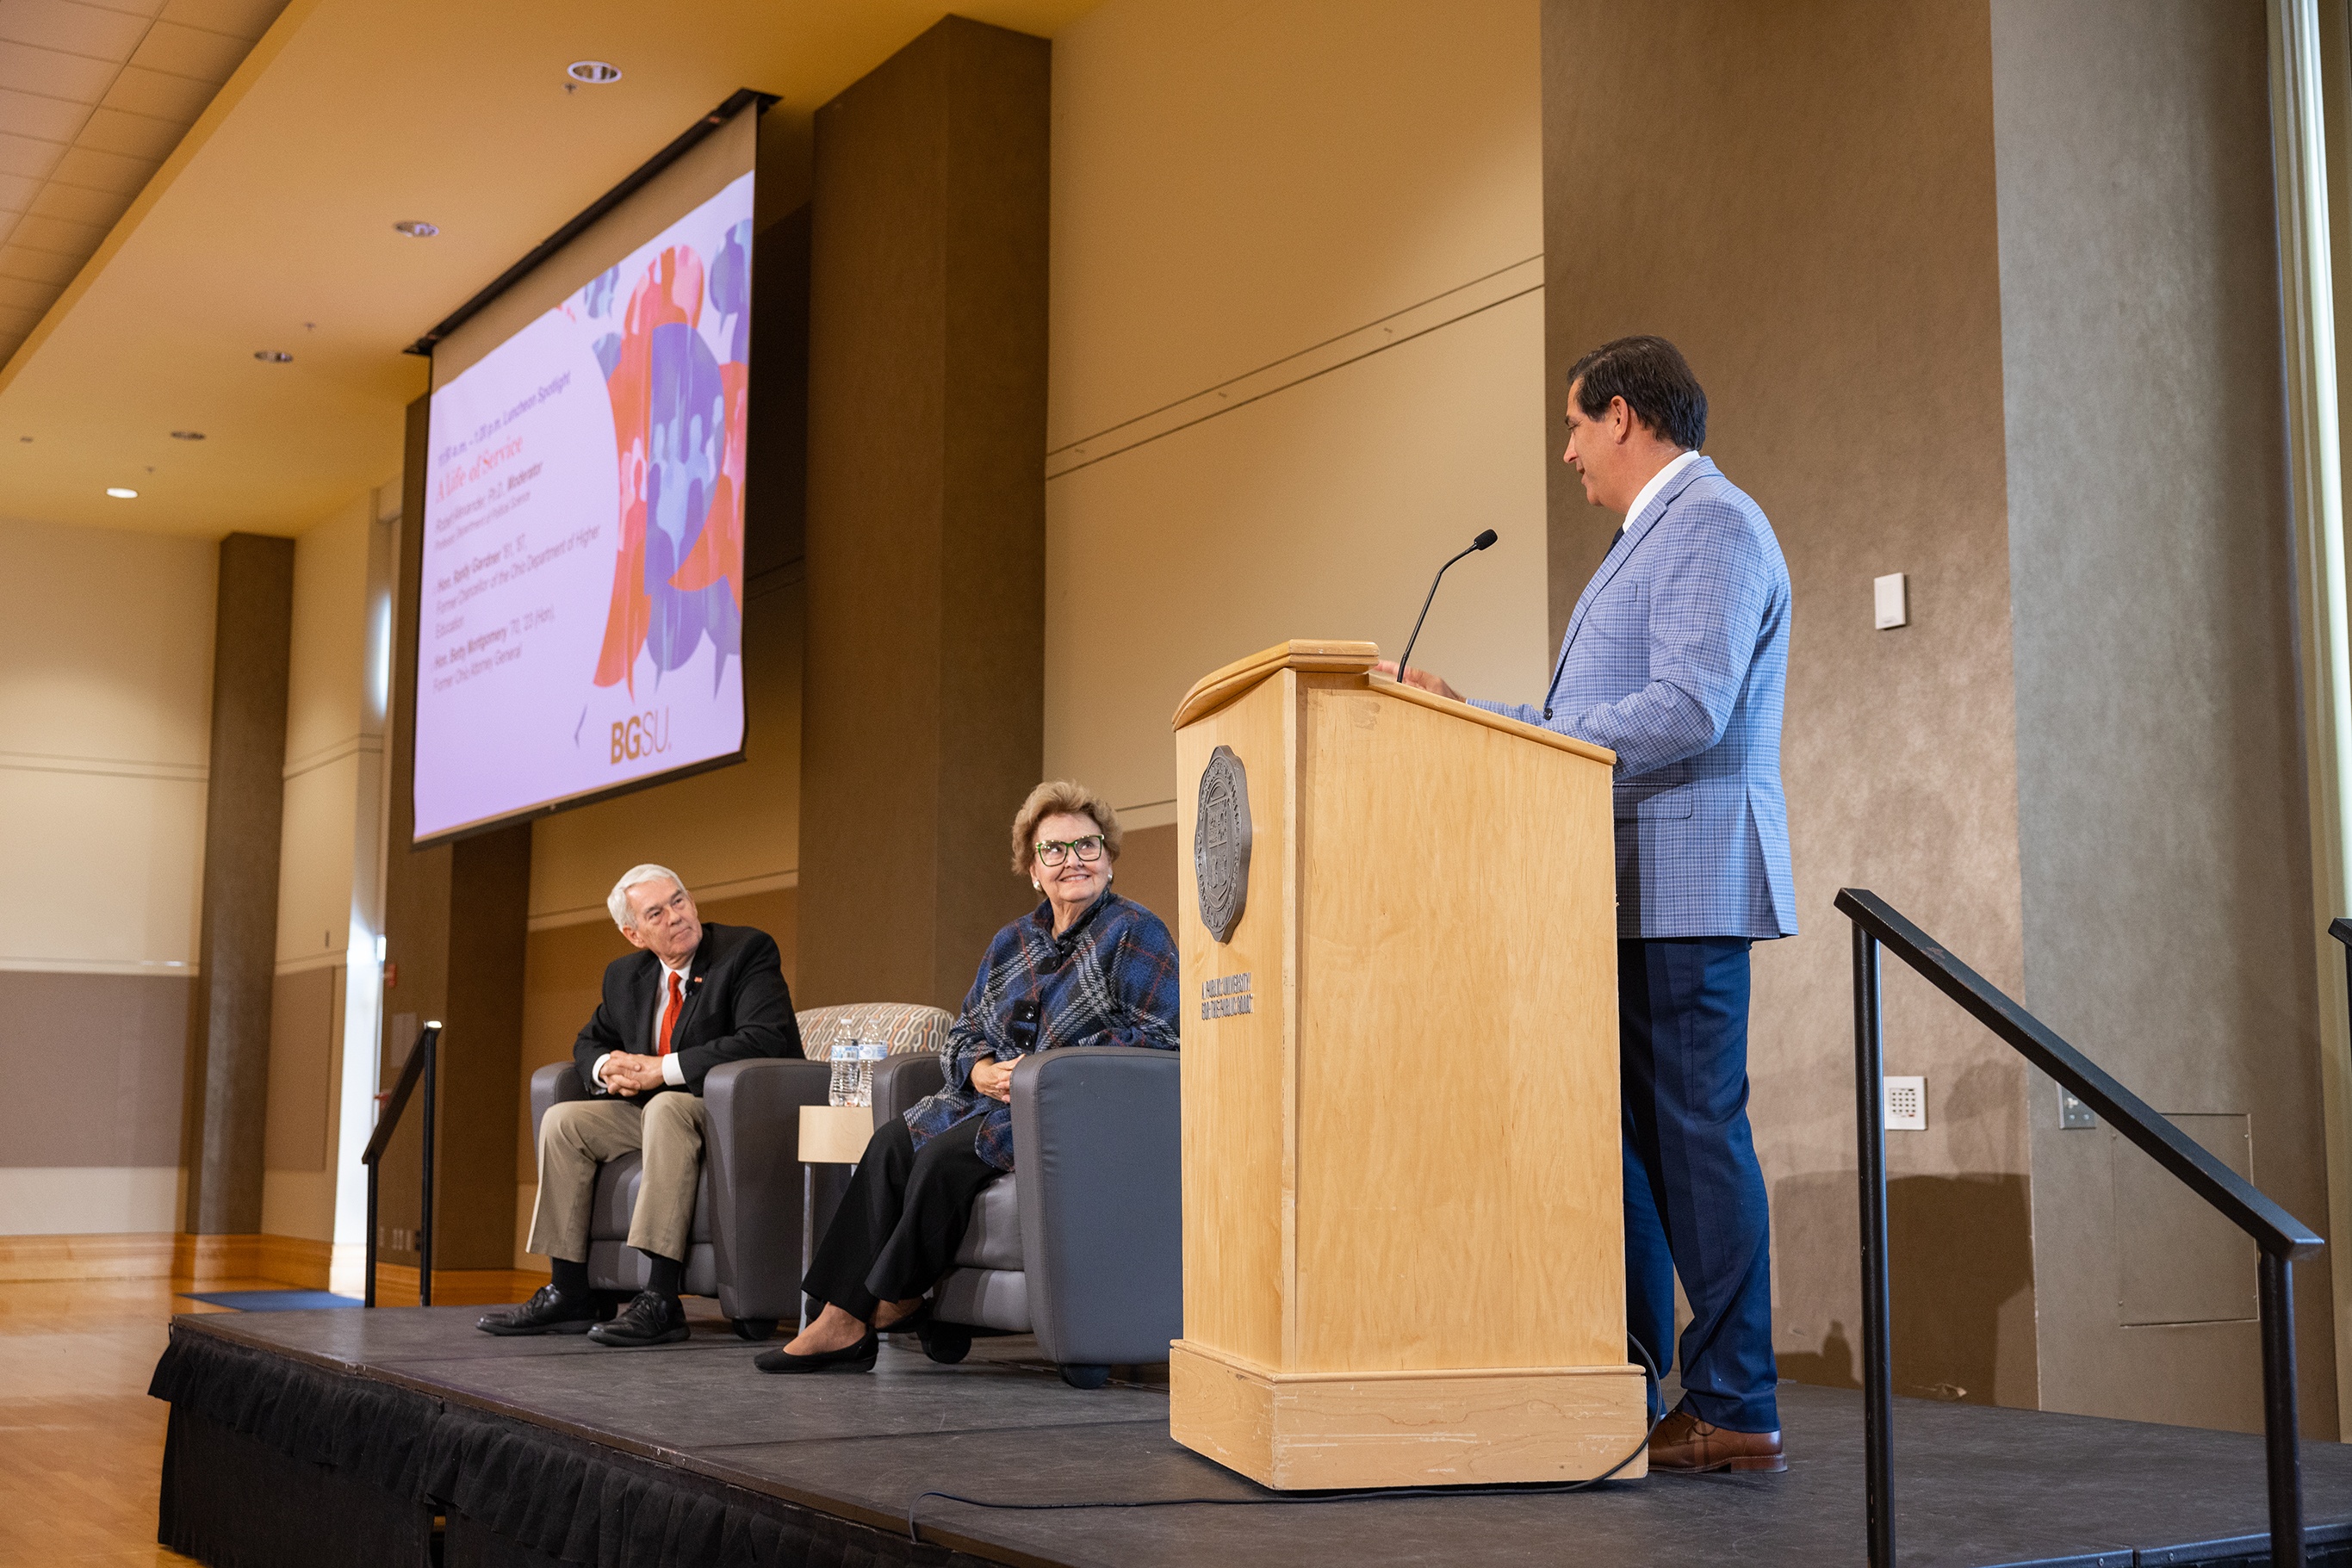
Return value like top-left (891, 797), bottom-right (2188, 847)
top-left (0, 1268), bottom-right (543, 1565)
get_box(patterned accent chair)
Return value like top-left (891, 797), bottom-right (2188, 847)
top-left (872, 1040), bottom-right (1182, 1389)
top-left (795, 1002), bottom-right (953, 1069)
top-left (524, 1002), bottom-right (946, 1342)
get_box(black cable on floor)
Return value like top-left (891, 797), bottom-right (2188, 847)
top-left (905, 1338), bottom-right (1669, 1546)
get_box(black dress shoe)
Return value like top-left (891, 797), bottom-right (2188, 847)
top-left (586, 1290), bottom-right (690, 1347)
top-left (477, 1285), bottom-right (595, 1336)
top-left (753, 1327), bottom-right (878, 1373)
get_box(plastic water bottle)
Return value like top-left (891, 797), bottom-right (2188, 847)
top-left (828, 1038), bottom-right (859, 1106)
top-left (853, 1039), bottom-right (885, 1108)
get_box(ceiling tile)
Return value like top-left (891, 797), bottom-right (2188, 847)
top-left (0, 84), bottom-right (93, 139)
top-left (0, 270), bottom-right (58, 308)
top-left (47, 139), bottom-right (151, 190)
top-left (0, 301), bottom-right (43, 334)
top-left (0, 40), bottom-right (122, 99)
top-left (0, 330), bottom-right (26, 361)
top-left (0, 240), bottom-right (75, 283)
top-left (75, 102), bottom-right (176, 158)
top-left (125, 17), bottom-right (242, 82)
top-left (158, 0), bottom-right (284, 43)
top-left (7, 209), bottom-right (100, 251)
top-left (0, 168), bottom-right (34, 208)
top-left (84, 0), bottom-right (170, 16)
top-left (26, 172), bottom-right (124, 222)
top-left (0, 127), bottom-right (65, 178)
top-left (0, 0), bottom-right (153, 61)
top-left (97, 60), bottom-right (207, 118)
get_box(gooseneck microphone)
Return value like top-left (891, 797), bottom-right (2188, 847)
top-left (1395, 529), bottom-right (1499, 685)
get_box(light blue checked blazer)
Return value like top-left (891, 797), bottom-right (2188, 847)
top-left (1475, 456), bottom-right (1797, 940)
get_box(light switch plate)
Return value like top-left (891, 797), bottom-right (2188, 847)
top-left (1874, 573), bottom-right (1908, 629)
top-left (1884, 1075), bottom-right (1927, 1131)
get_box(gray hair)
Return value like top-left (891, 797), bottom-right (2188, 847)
top-left (607, 864), bottom-right (686, 931)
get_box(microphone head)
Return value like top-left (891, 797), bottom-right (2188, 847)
top-left (1472, 529), bottom-right (1499, 550)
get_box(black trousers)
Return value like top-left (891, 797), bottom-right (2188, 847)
top-left (802, 1114), bottom-right (996, 1321)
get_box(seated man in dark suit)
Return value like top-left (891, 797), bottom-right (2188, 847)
top-left (478, 863), bottom-right (800, 1346)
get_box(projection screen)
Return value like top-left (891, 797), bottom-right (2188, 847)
top-left (413, 107), bottom-right (758, 844)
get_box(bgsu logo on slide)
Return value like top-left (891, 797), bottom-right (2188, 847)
top-left (611, 710), bottom-right (670, 764)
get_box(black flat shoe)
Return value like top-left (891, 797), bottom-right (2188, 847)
top-left (754, 1327), bottom-right (878, 1373)
top-left (586, 1289), bottom-right (689, 1347)
top-left (477, 1285), bottom-right (596, 1336)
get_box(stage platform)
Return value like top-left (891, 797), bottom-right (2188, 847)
top-left (149, 1305), bottom-right (2352, 1568)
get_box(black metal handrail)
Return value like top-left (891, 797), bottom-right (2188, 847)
top-left (2329, 918), bottom-right (2352, 1015)
top-left (1839, 889), bottom-right (2321, 1568)
top-left (361, 1021), bottom-right (441, 1309)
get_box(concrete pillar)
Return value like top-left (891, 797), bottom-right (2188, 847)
top-left (183, 533), bottom-right (295, 1234)
top-left (799, 16), bottom-right (1052, 1010)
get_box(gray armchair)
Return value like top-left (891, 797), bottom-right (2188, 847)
top-left (529, 1055), bottom-right (830, 1339)
top-left (872, 1044), bottom-right (1182, 1387)
top-left (527, 1003), bottom-right (952, 1340)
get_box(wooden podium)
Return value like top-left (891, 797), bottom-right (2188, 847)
top-left (1165, 640), bottom-right (1643, 1489)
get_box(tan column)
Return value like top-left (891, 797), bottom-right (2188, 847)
top-left (182, 533), bottom-right (295, 1234)
top-left (799, 17), bottom-right (1052, 1010)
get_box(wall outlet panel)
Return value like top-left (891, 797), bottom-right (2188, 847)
top-left (1873, 573), bottom-right (1908, 629)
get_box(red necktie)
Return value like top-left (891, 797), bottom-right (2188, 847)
top-left (657, 972), bottom-right (682, 1057)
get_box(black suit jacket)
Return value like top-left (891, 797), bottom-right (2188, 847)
top-left (571, 922), bottom-right (801, 1102)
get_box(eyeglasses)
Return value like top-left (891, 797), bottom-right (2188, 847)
top-left (1034, 834), bottom-right (1106, 866)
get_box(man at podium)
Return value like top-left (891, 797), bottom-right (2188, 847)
top-left (1387, 335), bottom-right (1796, 1474)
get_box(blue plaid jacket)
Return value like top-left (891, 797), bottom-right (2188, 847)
top-left (1475, 456), bottom-right (1797, 940)
top-left (903, 889), bottom-right (1181, 1171)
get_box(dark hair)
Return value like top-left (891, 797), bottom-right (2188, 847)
top-left (1566, 336), bottom-right (1706, 450)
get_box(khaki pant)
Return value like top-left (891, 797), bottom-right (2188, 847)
top-left (525, 1092), bottom-right (706, 1264)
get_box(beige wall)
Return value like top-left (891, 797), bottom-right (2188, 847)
top-left (1044, 0), bottom-right (1552, 825)
top-left (275, 493), bottom-right (377, 970)
top-left (0, 515), bottom-right (214, 1234)
top-left (1993, 0), bottom-right (2335, 1434)
top-left (0, 515), bottom-right (214, 971)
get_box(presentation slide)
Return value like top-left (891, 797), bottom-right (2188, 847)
top-left (414, 172), bottom-right (754, 842)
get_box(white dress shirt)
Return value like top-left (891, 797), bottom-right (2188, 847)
top-left (593, 951), bottom-right (692, 1093)
top-left (1618, 448), bottom-right (1702, 538)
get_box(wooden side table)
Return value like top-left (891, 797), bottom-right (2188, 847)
top-left (797, 1105), bottom-right (874, 1328)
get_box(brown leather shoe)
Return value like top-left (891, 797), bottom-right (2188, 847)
top-left (1648, 1408), bottom-right (1786, 1473)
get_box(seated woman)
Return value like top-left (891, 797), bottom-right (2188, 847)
top-left (756, 780), bottom-right (1181, 1373)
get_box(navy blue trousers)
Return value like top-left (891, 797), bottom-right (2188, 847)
top-left (1620, 936), bottom-right (1778, 1434)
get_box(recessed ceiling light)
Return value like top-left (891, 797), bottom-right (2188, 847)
top-left (255, 350), bottom-right (293, 363)
top-left (106, 487), bottom-right (138, 499)
top-left (568, 60), bottom-right (621, 84)
top-left (394, 220), bottom-right (439, 238)
top-left (171, 431), bottom-right (204, 441)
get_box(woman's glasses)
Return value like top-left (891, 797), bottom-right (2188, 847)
top-left (1034, 834), bottom-right (1106, 866)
